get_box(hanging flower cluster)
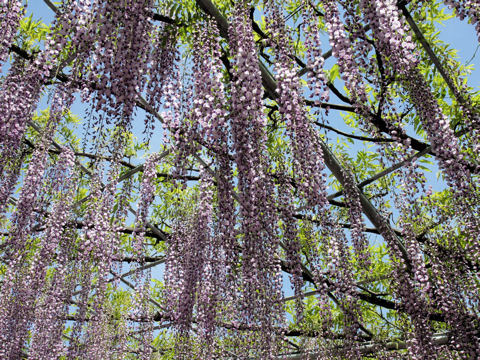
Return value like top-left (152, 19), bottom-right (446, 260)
top-left (228, 0), bottom-right (284, 354)
top-left (129, 152), bottom-right (160, 359)
top-left (0, 0), bottom-right (95, 170)
top-left (0, 58), bottom-right (43, 167)
top-left (26, 147), bottom-right (77, 360)
top-left (302, 0), bottom-right (329, 107)
top-left (0, 0), bottom-right (177, 352)
top-left (322, 3), bottom-right (460, 356)
top-left (0, 9), bottom-right (87, 350)
top-left (0, 86), bottom-right (73, 359)
top-left (1, 86), bottom-right (72, 257)
top-left (56, 0), bottom-right (96, 79)
top-left (190, 21), bottom-right (236, 350)
top-left (323, 0), bottom-right (369, 107)
top-left (345, 5), bottom-right (480, 354)
top-left (266, 1), bottom-right (330, 211)
top-left (165, 6), bottom-right (285, 354)
top-left (192, 170), bottom-right (218, 346)
top-left (393, 160), bottom-right (437, 358)
top-left (0, 1), bottom-right (178, 352)
top-left (0, 0), bottom-right (23, 66)
top-left (165, 169), bottom-right (218, 353)
top-left (360, 0), bottom-right (417, 74)
top-left (340, 168), bottom-right (371, 268)
top-left (424, 202), bottom-right (480, 356)
top-left (193, 20), bottom-right (236, 283)
top-left (190, 22), bottom-right (242, 355)
top-left (82, 151), bottom-right (127, 360)
top-left (144, 26), bottom-right (178, 139)
top-left (164, 20), bottom-right (226, 347)
top-left (88, 0), bottom-right (155, 126)
top-left (405, 69), bottom-right (471, 190)
top-left (0, 145), bottom-right (24, 216)
top-left (265, 2), bottom-right (369, 353)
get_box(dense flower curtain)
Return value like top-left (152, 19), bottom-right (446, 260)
top-left (0, 0), bottom-right (479, 358)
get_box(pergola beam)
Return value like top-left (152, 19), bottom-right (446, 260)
top-left (279, 332), bottom-right (450, 359)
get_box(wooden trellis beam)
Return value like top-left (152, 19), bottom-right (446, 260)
top-left (399, 3), bottom-right (475, 114)
top-left (327, 126), bottom-right (470, 200)
top-left (327, 146), bottom-right (432, 200)
top-left (279, 332), bottom-right (451, 359)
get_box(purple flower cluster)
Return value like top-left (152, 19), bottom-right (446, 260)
top-left (228, 0), bottom-right (284, 354)
top-left (0, 59), bottom-right (43, 167)
top-left (0, 86), bottom-right (73, 359)
top-left (0, 9), bottom-right (91, 342)
top-left (193, 170), bottom-right (217, 344)
top-left (88, 0), bottom-right (155, 126)
top-left (341, 168), bottom-right (371, 268)
top-left (83, 160), bottom-right (125, 360)
top-left (405, 69), bottom-right (469, 190)
top-left (0, 0), bottom-right (23, 66)
top-left (130, 153), bottom-right (160, 359)
top-left (266, 1), bottom-right (329, 211)
top-left (265, 1), bottom-right (366, 351)
top-left (323, 0), bottom-right (368, 106)
top-left (0, 0), bottom-right (94, 173)
top-left (0, 146), bottom-right (24, 216)
top-left (360, 0), bottom-right (417, 74)
top-left (165, 170), bottom-right (215, 340)
top-left (427, 231), bottom-right (480, 356)
top-left (302, 1), bottom-right (329, 107)
top-left (145, 27), bottom-right (178, 140)
top-left (28, 147), bottom-right (77, 359)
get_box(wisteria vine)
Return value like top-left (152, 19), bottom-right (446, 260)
top-left (0, 0), bottom-right (479, 359)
